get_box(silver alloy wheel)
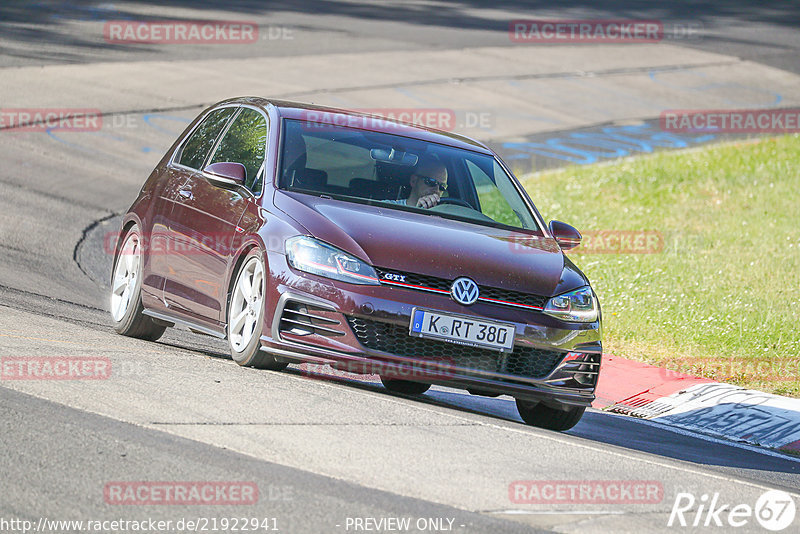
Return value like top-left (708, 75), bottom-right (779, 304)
top-left (111, 231), bottom-right (141, 322)
top-left (229, 256), bottom-right (265, 352)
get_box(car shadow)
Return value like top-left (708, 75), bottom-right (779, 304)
top-left (137, 338), bottom-right (800, 481)
top-left (278, 366), bottom-right (800, 477)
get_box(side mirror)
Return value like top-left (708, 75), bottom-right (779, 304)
top-left (549, 220), bottom-right (582, 250)
top-left (203, 162), bottom-right (246, 185)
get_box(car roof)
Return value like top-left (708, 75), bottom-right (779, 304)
top-left (225, 96), bottom-right (494, 155)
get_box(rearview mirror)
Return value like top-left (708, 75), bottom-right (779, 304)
top-left (549, 220), bottom-right (582, 250)
top-left (203, 162), bottom-right (246, 185)
top-left (370, 148), bottom-right (418, 166)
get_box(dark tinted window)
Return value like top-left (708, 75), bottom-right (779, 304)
top-left (208, 108), bottom-right (268, 194)
top-left (178, 107), bottom-right (236, 170)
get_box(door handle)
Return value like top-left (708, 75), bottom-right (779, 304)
top-left (178, 189), bottom-right (193, 200)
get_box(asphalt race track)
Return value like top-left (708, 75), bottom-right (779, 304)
top-left (1, 2), bottom-right (800, 533)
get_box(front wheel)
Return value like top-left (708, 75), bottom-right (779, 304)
top-left (110, 225), bottom-right (166, 341)
top-left (516, 399), bottom-right (585, 431)
top-left (227, 249), bottom-right (287, 370)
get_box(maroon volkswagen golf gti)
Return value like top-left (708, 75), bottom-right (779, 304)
top-left (110, 97), bottom-right (602, 431)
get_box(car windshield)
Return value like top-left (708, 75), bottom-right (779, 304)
top-left (278, 118), bottom-right (541, 233)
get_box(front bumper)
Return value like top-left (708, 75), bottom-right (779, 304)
top-left (261, 251), bottom-right (602, 408)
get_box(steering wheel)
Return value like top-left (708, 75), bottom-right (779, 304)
top-left (435, 198), bottom-right (474, 209)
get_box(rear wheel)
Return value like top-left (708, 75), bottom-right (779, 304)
top-left (110, 225), bottom-right (166, 341)
top-left (380, 377), bottom-right (431, 395)
top-left (227, 249), bottom-right (287, 370)
top-left (516, 399), bottom-right (585, 431)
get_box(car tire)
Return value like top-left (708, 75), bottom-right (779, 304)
top-left (380, 377), bottom-right (431, 395)
top-left (110, 224), bottom-right (167, 341)
top-left (515, 399), bottom-right (585, 431)
top-left (227, 249), bottom-right (287, 370)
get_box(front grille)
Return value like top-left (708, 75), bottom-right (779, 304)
top-left (346, 316), bottom-right (565, 379)
top-left (374, 268), bottom-right (548, 310)
top-left (479, 286), bottom-right (548, 309)
top-left (375, 269), bottom-right (451, 292)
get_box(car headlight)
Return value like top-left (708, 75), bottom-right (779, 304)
top-left (286, 236), bottom-right (380, 285)
top-left (543, 286), bottom-right (598, 323)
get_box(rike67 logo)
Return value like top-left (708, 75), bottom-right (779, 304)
top-left (668, 490), bottom-right (796, 531)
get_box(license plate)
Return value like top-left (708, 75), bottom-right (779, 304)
top-left (409, 308), bottom-right (515, 352)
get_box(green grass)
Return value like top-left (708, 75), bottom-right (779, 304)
top-left (517, 135), bottom-right (800, 396)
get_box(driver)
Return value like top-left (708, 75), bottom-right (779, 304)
top-left (385, 158), bottom-right (448, 209)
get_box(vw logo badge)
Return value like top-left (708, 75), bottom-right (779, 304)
top-left (451, 277), bottom-right (479, 305)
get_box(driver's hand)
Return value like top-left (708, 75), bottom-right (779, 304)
top-left (416, 193), bottom-right (440, 209)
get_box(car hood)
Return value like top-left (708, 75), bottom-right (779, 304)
top-left (275, 192), bottom-right (583, 297)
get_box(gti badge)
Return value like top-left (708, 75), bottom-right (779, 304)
top-left (451, 277), bottom-right (479, 305)
top-left (383, 272), bottom-right (407, 283)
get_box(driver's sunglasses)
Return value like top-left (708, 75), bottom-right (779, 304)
top-left (418, 175), bottom-right (448, 191)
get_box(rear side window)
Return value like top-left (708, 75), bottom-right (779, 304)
top-left (208, 108), bottom-right (268, 194)
top-left (177, 107), bottom-right (237, 170)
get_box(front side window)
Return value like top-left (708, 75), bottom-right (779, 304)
top-left (177, 107), bottom-right (237, 170)
top-left (465, 160), bottom-right (534, 229)
top-left (208, 107), bottom-right (268, 194)
top-left (278, 119), bottom-right (540, 232)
